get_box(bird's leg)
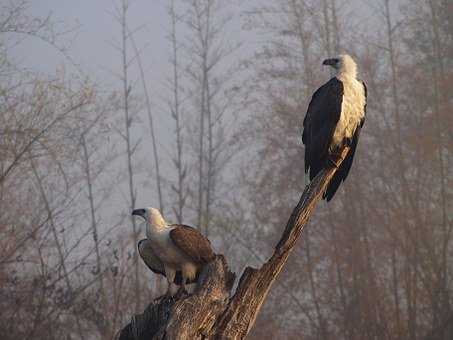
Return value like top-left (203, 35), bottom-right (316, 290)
top-left (164, 267), bottom-right (176, 299)
top-left (176, 268), bottom-right (189, 297)
top-left (182, 272), bottom-right (188, 294)
top-left (327, 146), bottom-right (344, 168)
top-left (181, 280), bottom-right (188, 295)
top-left (177, 276), bottom-right (188, 296)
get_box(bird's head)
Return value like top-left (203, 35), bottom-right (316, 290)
top-left (322, 54), bottom-right (357, 78)
top-left (132, 207), bottom-right (166, 229)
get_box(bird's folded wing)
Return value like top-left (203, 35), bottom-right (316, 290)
top-left (303, 78), bottom-right (343, 178)
top-left (169, 225), bottom-right (216, 264)
top-left (138, 239), bottom-right (165, 276)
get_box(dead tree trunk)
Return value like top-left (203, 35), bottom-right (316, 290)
top-left (118, 148), bottom-right (350, 340)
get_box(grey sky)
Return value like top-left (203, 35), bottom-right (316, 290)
top-left (8, 0), bottom-right (386, 219)
top-left (9, 0), bottom-right (253, 222)
top-left (11, 0), bottom-right (386, 89)
top-left (15, 1), bottom-right (167, 88)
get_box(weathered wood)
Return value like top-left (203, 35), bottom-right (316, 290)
top-left (118, 148), bottom-right (349, 340)
top-left (118, 256), bottom-right (235, 340)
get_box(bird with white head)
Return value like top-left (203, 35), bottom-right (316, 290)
top-left (302, 54), bottom-right (367, 201)
top-left (132, 207), bottom-right (216, 297)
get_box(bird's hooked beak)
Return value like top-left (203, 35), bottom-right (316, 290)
top-left (132, 209), bottom-right (146, 220)
top-left (322, 58), bottom-right (339, 67)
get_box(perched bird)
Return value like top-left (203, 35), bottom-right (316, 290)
top-left (302, 54), bottom-right (367, 201)
top-left (132, 207), bottom-right (215, 296)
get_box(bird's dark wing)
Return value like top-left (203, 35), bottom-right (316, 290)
top-left (302, 77), bottom-right (344, 180)
top-left (138, 239), bottom-right (186, 285)
top-left (324, 81), bottom-right (367, 201)
top-left (169, 225), bottom-right (216, 265)
top-left (324, 125), bottom-right (362, 201)
top-left (138, 239), bottom-right (165, 275)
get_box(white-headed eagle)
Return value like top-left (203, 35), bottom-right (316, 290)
top-left (302, 54), bottom-right (367, 201)
top-left (132, 207), bottom-right (215, 296)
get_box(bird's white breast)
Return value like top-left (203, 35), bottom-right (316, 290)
top-left (332, 76), bottom-right (365, 147)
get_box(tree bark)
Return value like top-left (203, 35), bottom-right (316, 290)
top-left (118, 148), bottom-right (350, 340)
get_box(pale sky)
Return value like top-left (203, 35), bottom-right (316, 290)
top-left (7, 0), bottom-right (385, 225)
top-left (15, 1), bottom-right (168, 84)
top-left (8, 0), bottom-right (254, 224)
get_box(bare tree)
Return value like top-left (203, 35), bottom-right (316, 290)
top-left (184, 0), bottom-right (209, 231)
top-left (29, 157), bottom-right (85, 338)
top-left (128, 27), bottom-right (165, 215)
top-left (166, 0), bottom-right (187, 224)
top-left (111, 0), bottom-right (141, 311)
top-left (184, 0), bottom-right (238, 235)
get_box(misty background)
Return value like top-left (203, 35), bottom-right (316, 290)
top-left (1, 0), bottom-right (452, 339)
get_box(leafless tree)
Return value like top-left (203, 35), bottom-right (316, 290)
top-left (110, 0), bottom-right (141, 311)
top-left (166, 0), bottom-right (188, 224)
top-left (184, 0), bottom-right (239, 236)
top-left (128, 27), bottom-right (165, 215)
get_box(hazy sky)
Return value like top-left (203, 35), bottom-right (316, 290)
top-left (4, 0), bottom-right (399, 254)
top-left (12, 0), bottom-right (253, 141)
top-left (12, 0), bottom-right (254, 87)
top-left (14, 1), bottom-right (169, 87)
top-left (10, 0), bottom-right (387, 90)
top-left (10, 0), bottom-right (384, 108)
top-left (8, 0), bottom-right (253, 220)
top-left (8, 0), bottom-right (386, 218)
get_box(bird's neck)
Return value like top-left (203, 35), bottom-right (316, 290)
top-left (337, 71), bottom-right (357, 82)
top-left (336, 64), bottom-right (358, 82)
top-left (146, 222), bottom-right (167, 239)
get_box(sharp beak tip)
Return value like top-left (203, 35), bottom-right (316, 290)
top-left (132, 209), bottom-right (143, 217)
